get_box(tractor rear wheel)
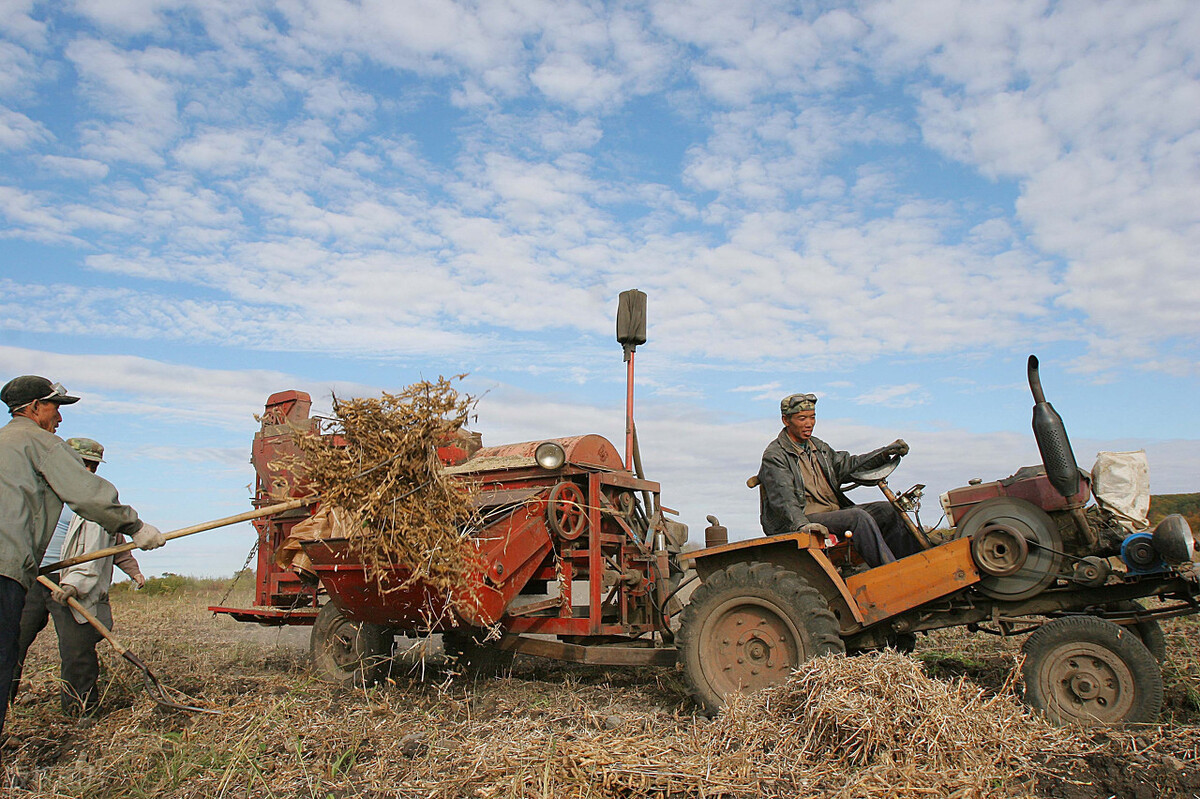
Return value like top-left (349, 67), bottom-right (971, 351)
top-left (677, 561), bottom-right (844, 716)
top-left (1022, 615), bottom-right (1163, 726)
top-left (310, 602), bottom-right (391, 687)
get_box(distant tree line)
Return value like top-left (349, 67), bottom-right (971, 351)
top-left (1149, 493), bottom-right (1200, 531)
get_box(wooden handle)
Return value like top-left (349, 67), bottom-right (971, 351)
top-left (39, 497), bottom-right (312, 574)
top-left (36, 574), bottom-right (128, 655)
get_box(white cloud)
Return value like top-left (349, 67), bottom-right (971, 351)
top-left (68, 0), bottom-right (187, 35)
top-left (531, 52), bottom-right (624, 112)
top-left (852, 383), bottom-right (928, 408)
top-left (0, 0), bottom-right (47, 47)
top-left (0, 105), bottom-right (50, 150)
top-left (864, 0), bottom-right (1200, 357)
top-left (38, 154), bottom-right (110, 179)
top-left (66, 38), bottom-right (191, 165)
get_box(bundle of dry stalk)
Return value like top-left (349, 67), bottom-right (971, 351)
top-left (285, 376), bottom-right (481, 597)
top-left (707, 651), bottom-right (1073, 797)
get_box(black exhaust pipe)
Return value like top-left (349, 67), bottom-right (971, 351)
top-left (1028, 355), bottom-right (1080, 500)
top-left (1028, 355), bottom-right (1095, 547)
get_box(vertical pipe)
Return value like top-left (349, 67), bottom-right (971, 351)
top-left (588, 471), bottom-right (603, 635)
top-left (624, 349), bottom-right (636, 471)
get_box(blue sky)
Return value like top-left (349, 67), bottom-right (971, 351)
top-left (2, 0), bottom-right (1198, 577)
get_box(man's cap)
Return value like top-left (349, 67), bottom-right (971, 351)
top-left (1, 376), bottom-right (80, 413)
top-left (780, 392), bottom-right (818, 416)
top-left (66, 437), bottom-right (105, 463)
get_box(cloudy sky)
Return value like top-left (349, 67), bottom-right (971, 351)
top-left (2, 0), bottom-right (1198, 578)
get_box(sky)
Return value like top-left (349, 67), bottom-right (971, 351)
top-left (2, 0), bottom-right (1198, 579)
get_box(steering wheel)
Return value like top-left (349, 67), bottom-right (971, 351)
top-left (842, 454), bottom-right (902, 488)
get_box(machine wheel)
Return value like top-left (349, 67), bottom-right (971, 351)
top-left (1022, 616), bottom-right (1163, 726)
top-left (676, 561), bottom-right (844, 716)
top-left (547, 482), bottom-right (588, 540)
top-left (443, 628), bottom-right (514, 678)
top-left (310, 602), bottom-right (390, 687)
top-left (957, 498), bottom-right (1063, 601)
top-left (1103, 601), bottom-right (1167, 664)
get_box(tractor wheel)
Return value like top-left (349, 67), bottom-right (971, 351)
top-left (676, 561), bottom-right (844, 716)
top-left (1103, 600), bottom-right (1167, 664)
top-left (310, 602), bottom-right (391, 687)
top-left (443, 628), bottom-right (514, 678)
top-left (1022, 616), bottom-right (1163, 726)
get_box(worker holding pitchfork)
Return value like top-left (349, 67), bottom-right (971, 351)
top-left (10, 437), bottom-right (148, 719)
top-left (0, 376), bottom-right (165, 740)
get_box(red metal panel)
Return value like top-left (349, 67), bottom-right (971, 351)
top-left (943, 468), bottom-right (1091, 525)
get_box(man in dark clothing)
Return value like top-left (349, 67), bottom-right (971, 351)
top-left (757, 392), bottom-right (922, 567)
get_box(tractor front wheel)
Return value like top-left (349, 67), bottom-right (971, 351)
top-left (310, 602), bottom-right (391, 687)
top-left (1022, 615), bottom-right (1163, 726)
top-left (677, 561), bottom-right (844, 716)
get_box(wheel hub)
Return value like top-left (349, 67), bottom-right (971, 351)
top-left (1043, 645), bottom-right (1133, 722)
top-left (703, 599), bottom-right (800, 695)
top-left (971, 523), bottom-right (1029, 577)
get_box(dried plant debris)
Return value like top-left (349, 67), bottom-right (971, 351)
top-left (710, 651), bottom-right (1074, 797)
top-left (282, 376), bottom-right (482, 596)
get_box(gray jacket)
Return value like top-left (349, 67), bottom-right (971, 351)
top-left (0, 417), bottom-right (141, 590)
top-left (757, 429), bottom-right (891, 535)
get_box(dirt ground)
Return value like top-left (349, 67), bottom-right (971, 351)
top-left (3, 581), bottom-right (1199, 798)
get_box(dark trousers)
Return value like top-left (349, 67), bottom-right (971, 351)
top-left (12, 577), bottom-right (108, 716)
top-left (0, 576), bottom-right (28, 739)
top-left (808, 501), bottom-right (923, 567)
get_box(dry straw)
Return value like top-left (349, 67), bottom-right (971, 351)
top-left (285, 376), bottom-right (481, 598)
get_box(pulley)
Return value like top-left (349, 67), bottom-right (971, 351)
top-left (957, 497), bottom-right (1063, 601)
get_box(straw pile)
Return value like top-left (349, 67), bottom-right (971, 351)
top-left (286, 376), bottom-right (481, 595)
top-left (707, 651), bottom-right (1074, 797)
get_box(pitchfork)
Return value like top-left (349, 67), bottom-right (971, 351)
top-left (36, 575), bottom-right (222, 715)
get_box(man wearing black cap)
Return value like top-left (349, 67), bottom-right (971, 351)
top-left (757, 392), bottom-right (922, 568)
top-left (0, 376), bottom-right (165, 738)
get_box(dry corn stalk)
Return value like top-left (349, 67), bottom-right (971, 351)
top-left (285, 376), bottom-right (481, 597)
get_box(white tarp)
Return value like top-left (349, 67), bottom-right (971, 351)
top-left (1092, 451), bottom-right (1151, 532)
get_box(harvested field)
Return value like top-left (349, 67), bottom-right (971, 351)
top-left (4, 578), bottom-right (1199, 798)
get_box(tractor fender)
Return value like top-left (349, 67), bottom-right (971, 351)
top-left (682, 534), bottom-right (863, 631)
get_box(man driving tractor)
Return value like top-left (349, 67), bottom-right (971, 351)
top-left (757, 392), bottom-right (923, 567)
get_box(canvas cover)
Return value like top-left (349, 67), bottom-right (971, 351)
top-left (1091, 451), bottom-right (1150, 532)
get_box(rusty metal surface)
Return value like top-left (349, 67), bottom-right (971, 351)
top-left (845, 537), bottom-right (980, 626)
top-left (444, 434), bottom-right (624, 475)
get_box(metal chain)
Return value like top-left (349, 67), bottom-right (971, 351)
top-left (213, 539), bottom-right (259, 610)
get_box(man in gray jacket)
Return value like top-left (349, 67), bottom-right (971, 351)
top-left (757, 392), bottom-right (922, 567)
top-left (0, 376), bottom-right (165, 737)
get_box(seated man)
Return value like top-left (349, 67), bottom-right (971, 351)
top-left (757, 392), bottom-right (922, 567)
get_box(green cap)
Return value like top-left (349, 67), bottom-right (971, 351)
top-left (66, 437), bottom-right (105, 463)
top-left (780, 392), bottom-right (818, 416)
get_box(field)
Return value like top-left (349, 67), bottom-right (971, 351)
top-left (3, 576), bottom-right (1199, 798)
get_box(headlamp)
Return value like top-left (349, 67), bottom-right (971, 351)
top-left (535, 441), bottom-right (566, 470)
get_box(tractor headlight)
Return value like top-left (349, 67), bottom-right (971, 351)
top-left (535, 441), bottom-right (566, 470)
top-left (1152, 514), bottom-right (1196, 563)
